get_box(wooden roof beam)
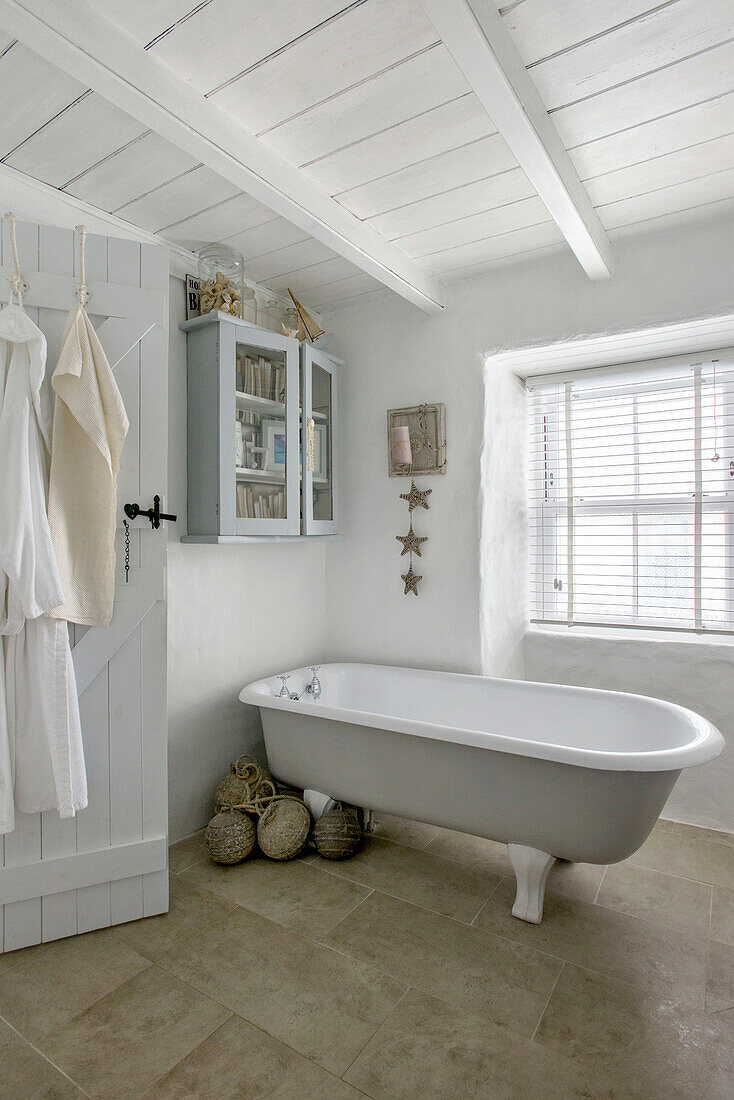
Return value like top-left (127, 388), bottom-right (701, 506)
top-left (419, 0), bottom-right (613, 279)
top-left (0, 0), bottom-right (445, 312)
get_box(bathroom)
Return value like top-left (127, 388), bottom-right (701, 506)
top-left (1, 1), bottom-right (734, 1096)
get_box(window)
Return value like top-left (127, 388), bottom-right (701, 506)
top-left (528, 357), bottom-right (734, 633)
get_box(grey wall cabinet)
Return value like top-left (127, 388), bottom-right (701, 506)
top-left (181, 311), bottom-right (340, 541)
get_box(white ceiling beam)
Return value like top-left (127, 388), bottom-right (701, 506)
top-left (0, 0), bottom-right (445, 313)
top-left (419, 0), bottom-right (613, 280)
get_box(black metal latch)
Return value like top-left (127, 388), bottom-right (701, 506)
top-left (124, 495), bottom-right (177, 530)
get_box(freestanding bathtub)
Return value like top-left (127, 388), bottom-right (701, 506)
top-left (239, 663), bottom-right (724, 923)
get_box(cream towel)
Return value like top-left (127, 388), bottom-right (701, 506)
top-left (48, 307), bottom-right (129, 627)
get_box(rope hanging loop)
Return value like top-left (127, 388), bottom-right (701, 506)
top-left (4, 212), bottom-right (29, 301)
top-left (75, 224), bottom-right (92, 307)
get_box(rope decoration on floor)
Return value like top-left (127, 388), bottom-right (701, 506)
top-left (206, 754), bottom-right (364, 864)
top-left (208, 755), bottom-right (313, 862)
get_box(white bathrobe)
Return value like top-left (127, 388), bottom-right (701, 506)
top-left (0, 300), bottom-right (87, 833)
top-left (48, 307), bottom-right (128, 627)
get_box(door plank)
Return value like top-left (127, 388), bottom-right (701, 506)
top-left (109, 625), bottom-right (144, 925)
top-left (75, 666), bottom-right (112, 933)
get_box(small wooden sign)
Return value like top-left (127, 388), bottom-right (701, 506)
top-left (185, 274), bottom-right (201, 319)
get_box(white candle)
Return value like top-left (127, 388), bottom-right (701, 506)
top-left (390, 425), bottom-right (412, 465)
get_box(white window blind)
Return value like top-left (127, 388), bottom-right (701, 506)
top-left (528, 357), bottom-right (734, 633)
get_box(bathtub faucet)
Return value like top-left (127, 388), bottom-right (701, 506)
top-left (276, 674), bottom-right (300, 700)
top-left (305, 666), bottom-right (322, 700)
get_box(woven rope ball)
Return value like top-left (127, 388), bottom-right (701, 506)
top-left (257, 796), bottom-right (311, 861)
top-left (205, 810), bottom-right (256, 865)
top-left (314, 803), bottom-right (362, 860)
top-left (213, 754), bottom-right (273, 814)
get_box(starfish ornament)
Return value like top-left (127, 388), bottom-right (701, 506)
top-left (396, 524), bottom-right (428, 557)
top-left (400, 480), bottom-right (432, 512)
top-left (401, 562), bottom-right (422, 596)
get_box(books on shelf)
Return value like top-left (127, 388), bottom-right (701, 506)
top-left (236, 482), bottom-right (286, 520)
top-left (236, 352), bottom-right (285, 403)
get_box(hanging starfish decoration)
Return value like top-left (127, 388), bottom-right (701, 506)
top-left (400, 480), bottom-right (432, 512)
top-left (396, 524), bottom-right (428, 557)
top-left (401, 562), bottom-right (422, 596)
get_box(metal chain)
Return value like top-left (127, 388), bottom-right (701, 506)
top-left (123, 519), bottom-right (130, 583)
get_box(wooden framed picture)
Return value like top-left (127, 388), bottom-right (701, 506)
top-left (387, 403), bottom-right (446, 477)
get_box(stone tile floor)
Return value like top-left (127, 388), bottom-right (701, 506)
top-left (1, 814), bottom-right (732, 1098)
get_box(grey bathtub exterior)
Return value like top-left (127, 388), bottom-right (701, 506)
top-left (260, 707), bottom-right (678, 865)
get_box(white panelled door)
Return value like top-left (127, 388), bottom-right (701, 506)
top-left (0, 218), bottom-right (170, 951)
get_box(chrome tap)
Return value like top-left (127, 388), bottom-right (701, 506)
top-left (305, 666), bottom-right (322, 700)
top-left (276, 674), bottom-right (299, 700)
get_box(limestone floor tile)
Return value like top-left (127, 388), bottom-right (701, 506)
top-left (0, 942), bottom-right (37, 976)
top-left (476, 879), bottom-right (708, 1006)
top-left (626, 827), bottom-right (734, 886)
top-left (424, 830), bottom-right (514, 876)
top-left (672, 822), bottom-right (734, 847)
top-left (546, 859), bottom-right (607, 904)
top-left (38, 965), bottom-right (230, 1099)
top-left (318, 836), bottom-right (499, 922)
top-left (425, 834), bottom-right (605, 903)
top-left (111, 873), bottom-right (236, 962)
top-left (371, 813), bottom-right (441, 849)
top-left (324, 891), bottom-right (561, 1038)
top-left (0, 1018), bottom-right (83, 1099)
top-left (535, 961), bottom-right (734, 1100)
top-left (595, 862), bottom-right (713, 937)
top-left (141, 1014), bottom-right (362, 1098)
top-left (0, 926), bottom-right (149, 1042)
top-left (158, 905), bottom-right (406, 1075)
top-left (168, 830), bottom-right (206, 873)
top-left (181, 854), bottom-right (370, 939)
top-left (711, 886), bottom-right (734, 948)
top-left (344, 988), bottom-right (587, 1100)
top-left (707, 941), bottom-right (734, 1013)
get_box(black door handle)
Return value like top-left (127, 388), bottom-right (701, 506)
top-left (124, 495), bottom-right (177, 530)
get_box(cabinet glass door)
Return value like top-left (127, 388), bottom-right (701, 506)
top-left (302, 345), bottom-right (339, 535)
top-left (231, 328), bottom-right (299, 535)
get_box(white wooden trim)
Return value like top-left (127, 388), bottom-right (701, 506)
top-left (0, 0), bottom-right (446, 313)
top-left (0, 266), bottom-right (163, 321)
top-left (0, 161), bottom-right (195, 277)
top-left (72, 589), bottom-right (161, 696)
top-left (0, 163), bottom-right (313, 315)
top-left (98, 317), bottom-right (156, 370)
top-left (418, 0), bottom-right (612, 280)
top-left (1, 838), bottom-right (167, 905)
top-left (489, 314), bottom-right (734, 379)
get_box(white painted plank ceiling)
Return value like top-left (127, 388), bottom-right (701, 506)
top-left (1, 0), bottom-right (733, 311)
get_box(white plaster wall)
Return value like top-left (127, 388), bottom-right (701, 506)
top-left (524, 630), bottom-right (734, 832)
top-left (326, 214), bottom-right (734, 830)
top-left (167, 278), bottom-right (326, 841)
top-left (324, 290), bottom-right (527, 678)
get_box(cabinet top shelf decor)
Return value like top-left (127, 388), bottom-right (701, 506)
top-left (181, 311), bottom-right (341, 542)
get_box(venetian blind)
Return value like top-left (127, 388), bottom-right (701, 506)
top-left (528, 357), bottom-right (734, 633)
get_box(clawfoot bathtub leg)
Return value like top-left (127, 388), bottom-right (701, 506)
top-left (508, 845), bottom-right (556, 924)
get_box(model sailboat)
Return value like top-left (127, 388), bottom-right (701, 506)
top-left (288, 288), bottom-right (325, 343)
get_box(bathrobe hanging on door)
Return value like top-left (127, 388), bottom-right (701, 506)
top-left (48, 307), bottom-right (128, 627)
top-left (0, 299), bottom-right (87, 833)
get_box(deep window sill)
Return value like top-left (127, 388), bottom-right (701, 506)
top-left (528, 623), bottom-right (734, 647)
